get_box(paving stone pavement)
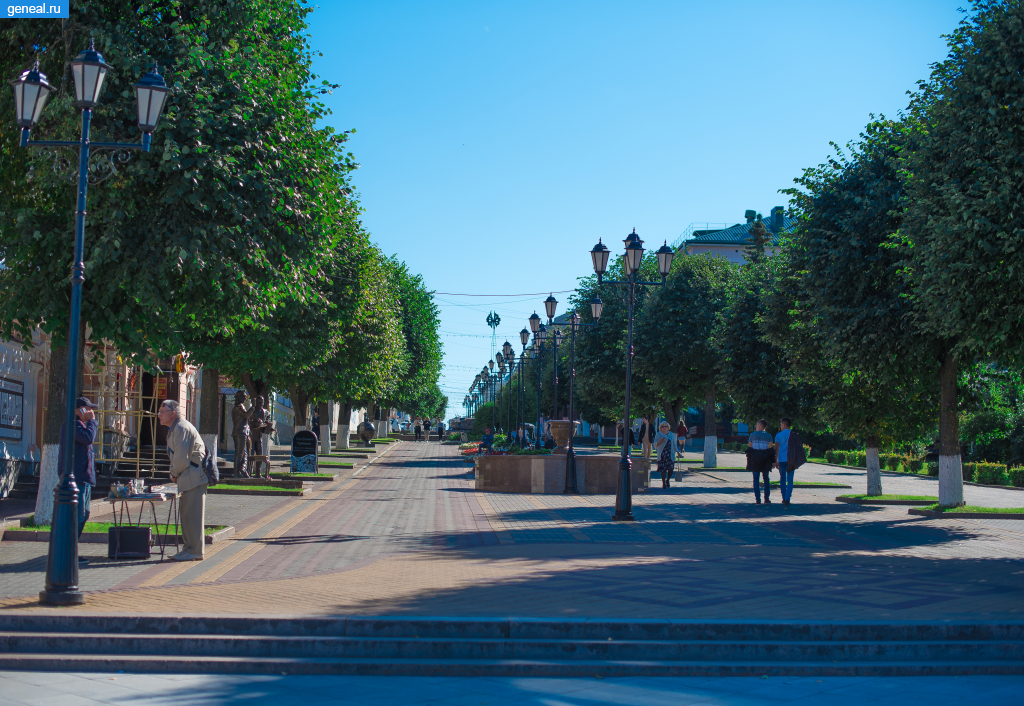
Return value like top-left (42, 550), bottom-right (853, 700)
top-left (1, 671), bottom-right (1023, 706)
top-left (1, 441), bottom-right (1023, 619)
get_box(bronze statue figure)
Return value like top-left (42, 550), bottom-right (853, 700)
top-left (230, 390), bottom-right (251, 478)
top-left (248, 395), bottom-right (275, 476)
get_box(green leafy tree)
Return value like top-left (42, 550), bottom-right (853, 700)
top-left (571, 254), bottom-right (663, 438)
top-left (778, 119), bottom-right (940, 495)
top-left (0, 1), bottom-right (351, 360)
top-left (898, 0), bottom-right (1024, 503)
top-left (379, 257), bottom-right (443, 420)
top-left (634, 253), bottom-right (733, 467)
top-left (717, 249), bottom-right (815, 432)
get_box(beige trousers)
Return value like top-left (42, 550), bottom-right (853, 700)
top-left (642, 437), bottom-right (652, 460)
top-left (179, 484), bottom-right (207, 557)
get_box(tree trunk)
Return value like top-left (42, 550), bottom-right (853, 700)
top-left (241, 373), bottom-right (270, 403)
top-left (289, 386), bottom-right (310, 429)
top-left (199, 367), bottom-right (220, 462)
top-left (938, 350), bottom-right (964, 507)
top-left (703, 385), bottom-right (717, 469)
top-left (318, 401), bottom-right (331, 454)
top-left (661, 398), bottom-right (684, 433)
top-left (337, 400), bottom-right (352, 450)
top-left (35, 342), bottom-right (69, 524)
top-left (865, 433), bottom-right (883, 497)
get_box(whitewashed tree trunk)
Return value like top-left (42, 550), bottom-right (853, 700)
top-left (939, 455), bottom-right (964, 507)
top-left (865, 443), bottom-right (883, 496)
top-left (938, 351), bottom-right (964, 507)
top-left (35, 342), bottom-right (69, 524)
top-left (703, 386), bottom-right (717, 468)
top-left (336, 424), bottom-right (350, 450)
top-left (319, 425), bottom-right (331, 454)
top-left (703, 435), bottom-right (717, 469)
top-left (33, 444), bottom-right (59, 524)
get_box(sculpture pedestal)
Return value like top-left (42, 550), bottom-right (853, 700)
top-left (475, 454), bottom-right (649, 494)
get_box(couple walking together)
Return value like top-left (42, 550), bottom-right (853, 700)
top-left (745, 417), bottom-right (806, 506)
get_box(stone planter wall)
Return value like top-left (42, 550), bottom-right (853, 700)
top-left (475, 454), bottom-right (649, 494)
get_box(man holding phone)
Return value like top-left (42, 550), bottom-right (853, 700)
top-left (57, 397), bottom-right (99, 565)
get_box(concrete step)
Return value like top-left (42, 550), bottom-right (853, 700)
top-left (3, 632), bottom-right (1022, 662)
top-left (1, 654), bottom-right (1022, 677)
top-left (0, 617), bottom-right (1021, 676)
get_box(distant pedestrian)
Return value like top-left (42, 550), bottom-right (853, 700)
top-left (436, 421), bottom-right (445, 442)
top-left (158, 400), bottom-right (207, 561)
top-left (423, 419), bottom-right (431, 440)
top-left (414, 418), bottom-right (422, 441)
top-left (640, 416), bottom-right (654, 460)
top-left (774, 417), bottom-right (806, 506)
top-left (653, 421), bottom-right (677, 489)
top-left (58, 396), bottom-right (99, 566)
top-left (676, 420), bottom-right (688, 459)
top-left (746, 419), bottom-right (775, 505)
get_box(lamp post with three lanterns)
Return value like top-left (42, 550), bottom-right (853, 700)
top-left (589, 229), bottom-right (674, 520)
top-left (11, 42), bottom-right (172, 605)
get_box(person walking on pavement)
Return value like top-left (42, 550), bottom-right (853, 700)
top-left (640, 416), bottom-right (654, 460)
top-left (653, 421), bottom-right (677, 489)
top-left (774, 417), bottom-right (806, 506)
top-left (414, 418), bottom-right (422, 441)
top-left (436, 420), bottom-right (445, 442)
top-left (424, 419), bottom-right (431, 440)
top-left (746, 418), bottom-right (775, 505)
top-left (158, 400), bottom-right (208, 561)
top-left (57, 396), bottom-right (99, 566)
top-left (676, 419), bottom-right (688, 460)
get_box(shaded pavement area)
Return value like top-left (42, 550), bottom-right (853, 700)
top-left (1, 441), bottom-right (1022, 619)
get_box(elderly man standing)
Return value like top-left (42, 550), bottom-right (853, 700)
top-left (157, 400), bottom-right (207, 561)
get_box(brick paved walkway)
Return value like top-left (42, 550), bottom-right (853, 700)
top-left (2, 441), bottom-right (1022, 619)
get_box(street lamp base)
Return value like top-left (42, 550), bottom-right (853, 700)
top-left (611, 513), bottom-right (635, 522)
top-left (39, 588), bottom-right (84, 605)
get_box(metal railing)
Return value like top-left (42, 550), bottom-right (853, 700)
top-left (670, 222), bottom-right (730, 250)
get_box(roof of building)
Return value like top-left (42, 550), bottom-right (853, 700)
top-left (686, 212), bottom-right (796, 247)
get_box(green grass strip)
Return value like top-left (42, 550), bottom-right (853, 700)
top-left (15, 519), bottom-right (224, 535)
top-left (919, 504), bottom-right (1024, 514)
top-left (768, 481), bottom-right (845, 487)
top-left (273, 473), bottom-right (336, 478)
top-left (210, 484), bottom-right (302, 493)
top-left (841, 494), bottom-right (938, 501)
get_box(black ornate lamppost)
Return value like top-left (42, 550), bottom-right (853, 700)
top-left (560, 297), bottom-right (604, 494)
top-left (495, 352), bottom-right (506, 435)
top-left (502, 340), bottom-right (514, 434)
top-left (12, 43), bottom-right (172, 605)
top-left (543, 295), bottom-right (561, 420)
top-left (589, 230), bottom-right (675, 521)
top-left (517, 327), bottom-right (530, 446)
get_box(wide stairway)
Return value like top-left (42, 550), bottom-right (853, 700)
top-left (0, 615), bottom-right (1021, 676)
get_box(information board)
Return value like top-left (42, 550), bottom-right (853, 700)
top-left (290, 429), bottom-right (319, 474)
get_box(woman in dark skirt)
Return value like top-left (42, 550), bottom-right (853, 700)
top-left (653, 421), bottom-right (677, 489)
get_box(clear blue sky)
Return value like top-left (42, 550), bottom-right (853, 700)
top-left (308, 1), bottom-right (964, 420)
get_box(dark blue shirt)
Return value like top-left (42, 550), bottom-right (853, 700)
top-left (57, 418), bottom-right (98, 486)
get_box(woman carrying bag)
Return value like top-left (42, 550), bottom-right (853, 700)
top-left (653, 421), bottom-right (677, 489)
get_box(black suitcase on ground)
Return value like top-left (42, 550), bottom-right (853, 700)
top-left (108, 526), bottom-right (152, 559)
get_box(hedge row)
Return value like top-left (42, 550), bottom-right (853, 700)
top-left (962, 462), bottom-right (1024, 488)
